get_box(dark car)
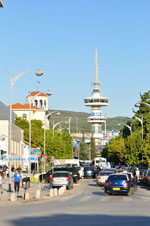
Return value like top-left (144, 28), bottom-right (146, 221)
top-left (84, 166), bottom-right (95, 178)
top-left (104, 174), bottom-right (132, 196)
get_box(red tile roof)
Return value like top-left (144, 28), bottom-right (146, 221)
top-left (28, 91), bottom-right (47, 97)
top-left (8, 103), bottom-right (40, 110)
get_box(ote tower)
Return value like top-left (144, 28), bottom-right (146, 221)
top-left (84, 49), bottom-right (109, 147)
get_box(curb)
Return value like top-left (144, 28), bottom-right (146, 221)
top-left (0, 183), bottom-right (81, 205)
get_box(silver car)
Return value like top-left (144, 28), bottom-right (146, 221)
top-left (96, 171), bottom-right (114, 186)
top-left (50, 171), bottom-right (73, 190)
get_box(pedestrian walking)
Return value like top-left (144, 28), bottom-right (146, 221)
top-left (0, 172), bottom-right (3, 193)
top-left (13, 169), bottom-right (22, 194)
top-left (17, 165), bottom-right (22, 173)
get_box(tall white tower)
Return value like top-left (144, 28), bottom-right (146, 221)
top-left (84, 49), bottom-right (109, 146)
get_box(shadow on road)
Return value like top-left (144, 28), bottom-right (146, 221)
top-left (88, 183), bottom-right (97, 187)
top-left (8, 213), bottom-right (150, 226)
top-left (92, 191), bottom-right (104, 196)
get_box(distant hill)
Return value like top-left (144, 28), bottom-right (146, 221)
top-left (49, 110), bottom-right (128, 133)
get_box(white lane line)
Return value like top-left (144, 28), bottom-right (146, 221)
top-left (100, 196), bottom-right (112, 202)
top-left (59, 196), bottom-right (75, 202)
top-left (79, 196), bottom-right (93, 202)
top-left (123, 196), bottom-right (132, 202)
top-left (139, 196), bottom-right (150, 201)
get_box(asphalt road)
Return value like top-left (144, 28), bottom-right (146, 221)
top-left (1, 179), bottom-right (150, 226)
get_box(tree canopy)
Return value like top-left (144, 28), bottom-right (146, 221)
top-left (101, 90), bottom-right (150, 167)
top-left (15, 117), bottom-right (73, 162)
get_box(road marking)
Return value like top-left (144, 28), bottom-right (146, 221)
top-left (59, 196), bottom-right (74, 202)
top-left (139, 196), bottom-right (150, 201)
top-left (100, 196), bottom-right (112, 202)
top-left (79, 196), bottom-right (93, 202)
top-left (123, 196), bottom-right (132, 202)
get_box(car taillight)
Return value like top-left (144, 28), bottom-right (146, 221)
top-left (50, 177), bottom-right (53, 181)
top-left (66, 176), bottom-right (70, 181)
top-left (104, 181), bottom-right (110, 185)
top-left (123, 181), bottom-right (128, 186)
top-left (97, 176), bottom-right (101, 179)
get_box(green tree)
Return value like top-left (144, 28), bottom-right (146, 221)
top-left (91, 136), bottom-right (96, 160)
top-left (101, 136), bottom-right (125, 165)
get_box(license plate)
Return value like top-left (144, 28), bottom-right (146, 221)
top-left (55, 179), bottom-right (63, 182)
top-left (113, 187), bottom-right (120, 190)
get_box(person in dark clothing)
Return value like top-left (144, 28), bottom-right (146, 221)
top-left (17, 165), bottom-right (22, 173)
top-left (11, 165), bottom-right (15, 172)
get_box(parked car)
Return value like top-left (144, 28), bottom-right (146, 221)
top-left (140, 169), bottom-right (149, 185)
top-left (84, 166), bottom-right (95, 178)
top-left (96, 171), bottom-right (114, 186)
top-left (104, 174), bottom-right (132, 196)
top-left (103, 168), bottom-right (116, 174)
top-left (50, 171), bottom-right (73, 190)
top-left (50, 166), bottom-right (80, 183)
top-left (145, 169), bottom-right (150, 186)
top-left (125, 172), bottom-right (137, 192)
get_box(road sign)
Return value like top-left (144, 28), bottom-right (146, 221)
top-left (50, 156), bottom-right (55, 161)
top-left (32, 149), bottom-right (42, 158)
top-left (40, 157), bottom-right (46, 163)
top-left (43, 154), bottom-right (48, 160)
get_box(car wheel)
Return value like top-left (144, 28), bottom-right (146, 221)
top-left (67, 185), bottom-right (71, 190)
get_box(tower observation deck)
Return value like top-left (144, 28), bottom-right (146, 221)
top-left (84, 49), bottom-right (109, 146)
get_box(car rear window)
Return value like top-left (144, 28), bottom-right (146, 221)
top-left (100, 172), bottom-right (113, 176)
top-left (53, 173), bottom-right (68, 177)
top-left (85, 167), bottom-right (94, 170)
top-left (108, 175), bottom-right (128, 181)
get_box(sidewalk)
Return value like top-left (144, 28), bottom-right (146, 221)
top-left (0, 175), bottom-right (51, 204)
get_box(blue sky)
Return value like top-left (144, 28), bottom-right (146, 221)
top-left (0, 0), bottom-right (150, 117)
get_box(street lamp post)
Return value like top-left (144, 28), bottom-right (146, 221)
top-left (118, 123), bottom-right (132, 135)
top-left (53, 121), bottom-right (68, 137)
top-left (43, 111), bottom-right (60, 175)
top-left (28, 89), bottom-right (52, 178)
top-left (134, 115), bottom-right (143, 163)
top-left (9, 68), bottom-right (42, 192)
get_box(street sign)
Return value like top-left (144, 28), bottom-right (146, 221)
top-left (50, 156), bottom-right (55, 161)
top-left (43, 154), bottom-right (48, 160)
top-left (32, 149), bottom-right (42, 158)
top-left (40, 157), bottom-right (46, 163)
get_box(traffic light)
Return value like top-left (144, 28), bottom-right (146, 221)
top-left (0, 150), bottom-right (7, 160)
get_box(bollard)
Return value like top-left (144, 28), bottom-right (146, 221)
top-left (11, 193), bottom-right (17, 202)
top-left (25, 192), bottom-right (30, 200)
top-left (58, 188), bottom-right (62, 196)
top-left (53, 188), bottom-right (58, 197)
top-left (49, 189), bottom-right (54, 197)
top-left (63, 186), bottom-right (66, 193)
top-left (36, 190), bottom-right (41, 199)
top-left (61, 187), bottom-right (64, 194)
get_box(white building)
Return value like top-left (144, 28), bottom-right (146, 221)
top-left (10, 91), bottom-right (50, 129)
top-left (84, 49), bottom-right (109, 147)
